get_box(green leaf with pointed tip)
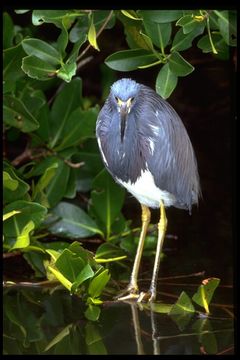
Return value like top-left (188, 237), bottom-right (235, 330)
top-left (48, 201), bottom-right (103, 238)
top-left (3, 12), bottom-right (14, 49)
top-left (54, 248), bottom-right (86, 284)
top-left (192, 278), bottom-right (220, 313)
top-left (3, 165), bottom-right (30, 204)
top-left (3, 43), bottom-right (25, 93)
top-left (55, 106), bottom-right (98, 151)
top-left (22, 38), bottom-right (62, 65)
top-left (176, 14), bottom-right (206, 34)
top-left (85, 304), bottom-right (101, 321)
top-left (57, 62), bottom-right (77, 82)
top-left (71, 264), bottom-right (95, 293)
top-left (3, 200), bottom-right (47, 238)
top-left (91, 169), bottom-right (125, 239)
top-left (169, 51), bottom-right (194, 76)
top-left (11, 220), bottom-right (35, 250)
top-left (3, 210), bottom-right (21, 222)
top-left (170, 291), bottom-right (195, 314)
top-left (48, 265), bottom-right (73, 291)
top-left (44, 324), bottom-right (73, 352)
top-left (3, 171), bottom-right (18, 191)
top-left (197, 34), bottom-right (229, 55)
top-left (143, 21), bottom-right (172, 51)
top-left (88, 14), bottom-right (100, 51)
top-left (105, 49), bottom-right (158, 71)
top-left (156, 63), bottom-right (178, 99)
top-left (88, 269), bottom-right (110, 298)
top-left (22, 55), bottom-right (58, 80)
top-left (214, 10), bottom-right (236, 46)
top-left (95, 243), bottom-right (126, 261)
top-left (49, 77), bottom-right (82, 148)
top-left (169, 291), bottom-right (195, 330)
top-left (121, 10), bottom-right (142, 20)
top-left (171, 26), bottom-right (205, 52)
top-left (3, 94), bottom-right (39, 132)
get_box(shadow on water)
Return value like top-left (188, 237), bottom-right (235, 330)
top-left (3, 285), bottom-right (234, 355)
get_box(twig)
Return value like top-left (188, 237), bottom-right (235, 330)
top-left (76, 10), bottom-right (114, 70)
top-left (3, 251), bottom-right (21, 259)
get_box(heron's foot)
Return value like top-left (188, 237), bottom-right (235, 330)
top-left (137, 290), bottom-right (156, 303)
top-left (115, 284), bottom-right (139, 301)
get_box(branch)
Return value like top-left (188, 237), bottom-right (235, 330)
top-left (76, 10), bottom-right (114, 70)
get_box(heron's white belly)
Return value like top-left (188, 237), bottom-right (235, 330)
top-left (116, 169), bottom-right (176, 208)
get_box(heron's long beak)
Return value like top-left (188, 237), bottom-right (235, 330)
top-left (118, 98), bottom-right (132, 142)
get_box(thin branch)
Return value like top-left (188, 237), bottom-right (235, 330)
top-left (76, 10), bottom-right (114, 70)
top-left (3, 251), bottom-right (21, 259)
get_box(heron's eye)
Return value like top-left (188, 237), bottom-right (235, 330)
top-left (115, 96), bottom-right (119, 102)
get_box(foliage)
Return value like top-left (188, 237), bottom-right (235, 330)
top-left (3, 9), bottom-right (236, 318)
top-left (3, 277), bottom-right (231, 355)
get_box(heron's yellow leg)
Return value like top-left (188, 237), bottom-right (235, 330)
top-left (117, 204), bottom-right (151, 301)
top-left (138, 200), bottom-right (167, 303)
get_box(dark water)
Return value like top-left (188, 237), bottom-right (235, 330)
top-left (3, 285), bottom-right (234, 355)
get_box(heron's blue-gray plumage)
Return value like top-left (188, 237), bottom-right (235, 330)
top-left (96, 78), bottom-right (200, 212)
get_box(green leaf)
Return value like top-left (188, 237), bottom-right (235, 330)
top-left (170, 291), bottom-right (195, 314)
top-left (49, 77), bottom-right (82, 148)
top-left (88, 269), bottom-right (110, 298)
top-left (45, 160), bottom-right (70, 208)
top-left (67, 34), bottom-right (87, 63)
top-left (3, 165), bottom-right (30, 204)
top-left (192, 278), bottom-right (220, 314)
top-left (3, 43), bottom-right (26, 93)
top-left (143, 21), bottom-right (172, 51)
top-left (3, 171), bottom-right (18, 191)
top-left (95, 243), bottom-right (126, 261)
top-left (176, 14), bottom-right (206, 34)
top-left (57, 62), bottom-right (77, 82)
top-left (55, 106), bottom-right (98, 151)
top-left (214, 10), bottom-right (236, 46)
top-left (169, 51), bottom-right (194, 76)
top-left (3, 200), bottom-right (47, 238)
top-left (54, 248), bottom-right (86, 283)
top-left (44, 324), bottom-right (73, 352)
top-left (91, 169), bottom-right (125, 240)
top-left (64, 168), bottom-right (77, 199)
top-left (139, 10), bottom-right (183, 23)
top-left (22, 55), bottom-right (58, 81)
top-left (88, 14), bottom-right (100, 51)
top-left (3, 94), bottom-right (39, 132)
top-left (33, 163), bottom-right (59, 196)
top-left (156, 63), bottom-right (178, 99)
top-left (197, 33), bottom-right (229, 54)
top-left (169, 291), bottom-right (195, 330)
top-left (48, 265), bottom-right (72, 291)
top-left (121, 10), bottom-right (142, 21)
top-left (71, 264), bottom-right (95, 293)
top-left (32, 10), bottom-right (74, 27)
top-left (3, 12), bottom-right (14, 49)
top-left (85, 322), bottom-right (107, 353)
top-left (105, 49), bottom-right (158, 71)
top-left (84, 304), bottom-right (101, 321)
top-left (11, 220), bottom-right (35, 250)
top-left (22, 38), bottom-right (62, 65)
top-left (171, 26), bottom-right (205, 52)
top-left (3, 210), bottom-right (21, 222)
top-left (48, 201), bottom-right (103, 238)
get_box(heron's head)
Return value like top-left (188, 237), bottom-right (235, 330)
top-left (110, 78), bottom-right (140, 142)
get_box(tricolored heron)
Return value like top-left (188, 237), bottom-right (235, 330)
top-left (96, 78), bottom-right (200, 302)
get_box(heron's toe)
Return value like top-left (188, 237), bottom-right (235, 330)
top-left (115, 284), bottom-right (139, 301)
top-left (137, 290), bottom-right (156, 303)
